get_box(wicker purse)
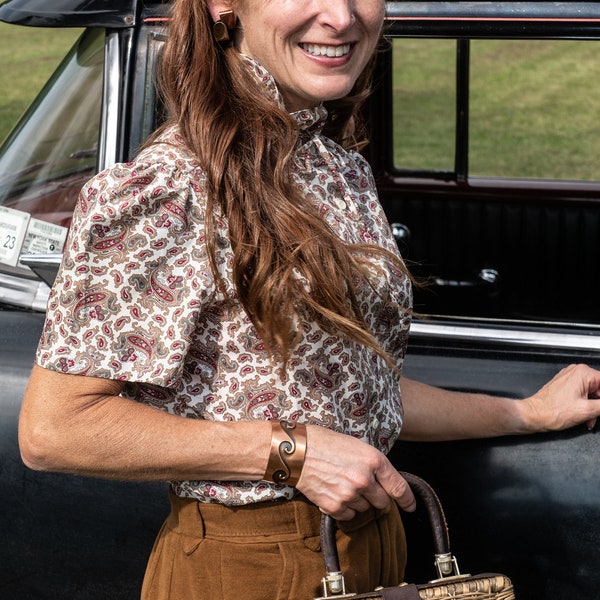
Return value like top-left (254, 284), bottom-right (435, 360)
top-left (315, 472), bottom-right (515, 600)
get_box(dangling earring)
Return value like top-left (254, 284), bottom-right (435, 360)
top-left (213, 10), bottom-right (237, 43)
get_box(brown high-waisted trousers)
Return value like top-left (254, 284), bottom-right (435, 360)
top-left (141, 491), bottom-right (407, 600)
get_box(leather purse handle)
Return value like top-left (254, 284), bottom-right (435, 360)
top-left (399, 471), bottom-right (451, 555)
top-left (320, 471), bottom-right (453, 579)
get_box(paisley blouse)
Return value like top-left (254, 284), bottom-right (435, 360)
top-left (36, 59), bottom-right (413, 505)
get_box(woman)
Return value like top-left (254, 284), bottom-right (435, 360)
top-left (19, 0), bottom-right (600, 598)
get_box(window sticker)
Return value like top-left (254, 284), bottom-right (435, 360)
top-left (19, 218), bottom-right (68, 266)
top-left (0, 206), bottom-right (30, 267)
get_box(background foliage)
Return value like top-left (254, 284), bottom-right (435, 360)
top-left (1, 25), bottom-right (599, 182)
top-left (0, 23), bottom-right (81, 143)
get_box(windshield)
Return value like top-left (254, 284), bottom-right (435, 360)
top-left (0, 27), bottom-right (104, 308)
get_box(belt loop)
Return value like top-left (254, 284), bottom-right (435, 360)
top-left (293, 496), bottom-right (321, 539)
top-left (195, 501), bottom-right (206, 540)
top-left (168, 490), bottom-right (206, 540)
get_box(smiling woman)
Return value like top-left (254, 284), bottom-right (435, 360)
top-left (0, 23), bottom-right (81, 142)
top-left (21, 0), bottom-right (418, 596)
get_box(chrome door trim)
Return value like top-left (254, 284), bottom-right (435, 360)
top-left (98, 31), bottom-right (121, 172)
top-left (0, 272), bottom-right (49, 312)
top-left (410, 319), bottom-right (600, 352)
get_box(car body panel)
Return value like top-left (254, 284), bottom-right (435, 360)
top-left (397, 341), bottom-right (600, 598)
top-left (0, 0), bottom-right (139, 28)
top-left (0, 309), bottom-right (169, 598)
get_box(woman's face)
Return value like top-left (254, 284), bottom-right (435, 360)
top-left (211, 0), bottom-right (385, 112)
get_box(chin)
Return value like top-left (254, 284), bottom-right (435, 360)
top-left (314, 87), bottom-right (355, 104)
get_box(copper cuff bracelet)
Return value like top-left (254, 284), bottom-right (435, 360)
top-left (264, 420), bottom-right (307, 487)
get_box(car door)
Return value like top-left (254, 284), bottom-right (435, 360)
top-left (373, 4), bottom-right (600, 599)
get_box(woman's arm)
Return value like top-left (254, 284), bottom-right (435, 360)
top-left (398, 363), bottom-right (600, 442)
top-left (19, 364), bottom-right (416, 520)
top-left (19, 364), bottom-right (272, 481)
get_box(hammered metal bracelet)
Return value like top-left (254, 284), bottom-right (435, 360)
top-left (263, 420), bottom-right (307, 486)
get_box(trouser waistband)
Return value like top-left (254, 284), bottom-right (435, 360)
top-left (168, 490), bottom-right (390, 542)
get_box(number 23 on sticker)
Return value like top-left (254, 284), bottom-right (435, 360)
top-left (0, 207), bottom-right (30, 267)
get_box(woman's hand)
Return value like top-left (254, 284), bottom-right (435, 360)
top-left (518, 363), bottom-right (600, 433)
top-left (296, 425), bottom-right (416, 521)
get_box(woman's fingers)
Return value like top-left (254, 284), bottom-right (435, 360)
top-left (372, 461), bottom-right (416, 513)
top-left (522, 363), bottom-right (600, 432)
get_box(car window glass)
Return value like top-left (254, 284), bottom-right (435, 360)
top-left (391, 37), bottom-right (600, 182)
top-left (0, 28), bottom-right (104, 235)
top-left (392, 38), bottom-right (456, 172)
top-left (387, 32), bottom-right (600, 329)
top-left (127, 28), bottom-right (168, 159)
top-left (469, 39), bottom-right (600, 181)
top-left (0, 24), bottom-right (82, 144)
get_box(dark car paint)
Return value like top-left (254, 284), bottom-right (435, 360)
top-left (0, 310), bottom-right (169, 597)
top-left (0, 0), bottom-right (139, 28)
top-left (0, 1), bottom-right (599, 598)
top-left (398, 346), bottom-right (600, 598)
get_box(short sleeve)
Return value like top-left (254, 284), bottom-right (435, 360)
top-left (36, 142), bottom-right (216, 389)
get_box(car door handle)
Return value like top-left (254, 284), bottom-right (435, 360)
top-left (391, 222), bottom-right (411, 244)
top-left (433, 268), bottom-right (500, 288)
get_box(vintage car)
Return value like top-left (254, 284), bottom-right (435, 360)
top-left (0, 1), bottom-right (598, 598)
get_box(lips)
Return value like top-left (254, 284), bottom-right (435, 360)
top-left (300, 43), bottom-right (352, 58)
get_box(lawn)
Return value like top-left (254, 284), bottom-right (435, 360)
top-left (0, 22), bottom-right (82, 143)
top-left (392, 38), bottom-right (600, 181)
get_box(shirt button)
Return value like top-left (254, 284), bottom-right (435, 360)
top-left (334, 197), bottom-right (347, 210)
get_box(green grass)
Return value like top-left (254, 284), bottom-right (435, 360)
top-left (393, 38), bottom-right (600, 181)
top-left (393, 39), bottom-right (457, 172)
top-left (0, 22), bottom-right (82, 143)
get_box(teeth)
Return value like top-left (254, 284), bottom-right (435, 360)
top-left (302, 43), bottom-right (351, 58)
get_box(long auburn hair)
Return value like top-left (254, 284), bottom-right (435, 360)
top-left (156, 0), bottom-right (408, 365)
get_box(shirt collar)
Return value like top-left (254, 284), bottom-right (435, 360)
top-left (240, 55), bottom-right (328, 135)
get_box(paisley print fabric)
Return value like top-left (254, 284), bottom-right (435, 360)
top-left (36, 59), bottom-right (413, 505)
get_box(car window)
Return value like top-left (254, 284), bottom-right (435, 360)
top-left (392, 38), bottom-right (600, 182)
top-left (393, 39), bottom-right (456, 173)
top-left (0, 27), bottom-right (103, 309)
top-left (0, 28), bottom-right (104, 270)
top-left (384, 34), bottom-right (600, 329)
top-left (126, 27), bottom-right (168, 159)
top-left (469, 39), bottom-right (600, 181)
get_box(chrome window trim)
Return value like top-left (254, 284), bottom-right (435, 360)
top-left (98, 31), bottom-right (121, 172)
top-left (385, 2), bottom-right (600, 20)
top-left (0, 273), bottom-right (49, 312)
top-left (410, 319), bottom-right (600, 352)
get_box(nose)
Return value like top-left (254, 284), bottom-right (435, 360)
top-left (317, 0), bottom-right (356, 32)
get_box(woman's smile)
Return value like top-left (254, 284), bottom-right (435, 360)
top-left (300, 43), bottom-right (353, 58)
